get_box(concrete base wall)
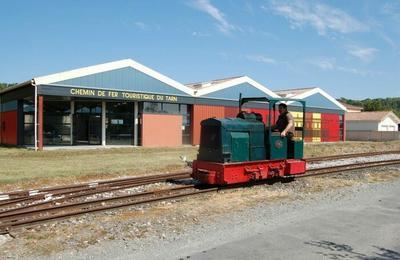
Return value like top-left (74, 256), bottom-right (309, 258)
top-left (346, 130), bottom-right (400, 141)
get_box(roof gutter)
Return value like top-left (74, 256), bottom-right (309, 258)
top-left (0, 80), bottom-right (32, 95)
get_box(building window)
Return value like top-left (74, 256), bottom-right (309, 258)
top-left (73, 101), bottom-right (102, 145)
top-left (23, 98), bottom-right (35, 145)
top-left (75, 103), bottom-right (101, 114)
top-left (180, 104), bottom-right (192, 145)
top-left (163, 103), bottom-right (179, 114)
top-left (43, 101), bottom-right (71, 145)
top-left (143, 102), bottom-right (180, 114)
top-left (106, 102), bottom-right (134, 145)
top-left (143, 102), bottom-right (162, 113)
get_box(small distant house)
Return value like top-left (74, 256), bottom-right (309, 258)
top-left (346, 111), bottom-right (400, 141)
top-left (346, 111), bottom-right (400, 131)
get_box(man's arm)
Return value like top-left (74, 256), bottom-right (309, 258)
top-left (281, 113), bottom-right (294, 137)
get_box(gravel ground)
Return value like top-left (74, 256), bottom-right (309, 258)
top-left (1, 155), bottom-right (400, 259)
top-left (13, 167), bottom-right (400, 259)
top-left (50, 173), bottom-right (400, 260)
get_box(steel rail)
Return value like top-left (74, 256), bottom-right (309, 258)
top-left (305, 150), bottom-right (400, 162)
top-left (295, 159), bottom-right (400, 179)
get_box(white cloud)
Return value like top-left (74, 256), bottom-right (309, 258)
top-left (346, 46), bottom-right (378, 62)
top-left (246, 55), bottom-right (276, 64)
top-left (268, 1), bottom-right (367, 35)
top-left (382, 2), bottom-right (400, 22)
top-left (191, 0), bottom-right (235, 34)
top-left (191, 31), bottom-right (211, 37)
top-left (134, 21), bottom-right (149, 31)
top-left (308, 57), bottom-right (335, 70)
top-left (336, 66), bottom-right (382, 77)
top-left (308, 56), bottom-right (380, 76)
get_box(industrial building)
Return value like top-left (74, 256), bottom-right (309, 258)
top-left (0, 59), bottom-right (346, 150)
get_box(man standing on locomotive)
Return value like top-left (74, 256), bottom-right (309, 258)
top-left (273, 103), bottom-right (295, 140)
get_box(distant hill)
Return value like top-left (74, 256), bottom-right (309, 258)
top-left (339, 97), bottom-right (400, 117)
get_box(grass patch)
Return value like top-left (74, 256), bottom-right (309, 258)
top-left (304, 140), bottom-right (400, 158)
top-left (0, 146), bottom-right (197, 190)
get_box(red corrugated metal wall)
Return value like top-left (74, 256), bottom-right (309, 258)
top-left (192, 105), bottom-right (225, 145)
top-left (321, 113), bottom-right (340, 142)
top-left (224, 106), bottom-right (239, 118)
top-left (248, 108), bottom-right (269, 124)
top-left (1, 110), bottom-right (18, 145)
top-left (193, 104), bottom-right (343, 145)
top-left (224, 107), bottom-right (273, 124)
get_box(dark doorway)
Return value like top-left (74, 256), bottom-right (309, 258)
top-left (106, 102), bottom-right (134, 145)
top-left (43, 100), bottom-right (72, 145)
top-left (74, 102), bottom-right (102, 145)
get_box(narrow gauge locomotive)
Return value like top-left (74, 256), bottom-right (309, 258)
top-left (192, 96), bottom-right (307, 185)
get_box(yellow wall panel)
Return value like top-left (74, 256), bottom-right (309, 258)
top-left (291, 111), bottom-right (304, 118)
top-left (312, 137), bottom-right (321, 142)
top-left (312, 113), bottom-right (321, 119)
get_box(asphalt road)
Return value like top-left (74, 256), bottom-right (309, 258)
top-left (186, 185), bottom-right (400, 260)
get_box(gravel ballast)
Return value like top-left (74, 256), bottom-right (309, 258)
top-left (48, 171), bottom-right (400, 259)
top-left (1, 154), bottom-right (400, 259)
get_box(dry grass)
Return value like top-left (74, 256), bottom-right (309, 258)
top-left (0, 146), bottom-right (197, 191)
top-left (365, 170), bottom-right (400, 182)
top-left (304, 140), bottom-right (400, 158)
top-left (0, 140), bottom-right (399, 191)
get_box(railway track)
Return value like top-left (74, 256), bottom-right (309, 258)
top-left (1, 157), bottom-right (400, 234)
top-left (305, 150), bottom-right (400, 162)
top-left (0, 185), bottom-right (216, 235)
top-left (0, 171), bottom-right (191, 208)
top-left (0, 150), bottom-right (399, 235)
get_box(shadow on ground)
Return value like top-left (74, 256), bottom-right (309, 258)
top-left (305, 240), bottom-right (400, 259)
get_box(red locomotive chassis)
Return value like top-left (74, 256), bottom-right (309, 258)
top-left (192, 159), bottom-right (306, 185)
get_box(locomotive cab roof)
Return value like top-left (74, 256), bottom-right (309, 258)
top-left (200, 117), bottom-right (263, 126)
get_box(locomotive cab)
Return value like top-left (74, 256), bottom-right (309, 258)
top-left (198, 117), bottom-right (266, 163)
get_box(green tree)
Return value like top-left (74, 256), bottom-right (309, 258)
top-left (338, 97), bottom-right (400, 117)
top-left (0, 82), bottom-right (17, 90)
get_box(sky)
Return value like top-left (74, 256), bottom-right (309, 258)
top-left (0, 0), bottom-right (399, 99)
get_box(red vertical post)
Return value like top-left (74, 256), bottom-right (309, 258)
top-left (38, 95), bottom-right (44, 150)
top-left (190, 104), bottom-right (194, 146)
top-left (191, 105), bottom-right (196, 145)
